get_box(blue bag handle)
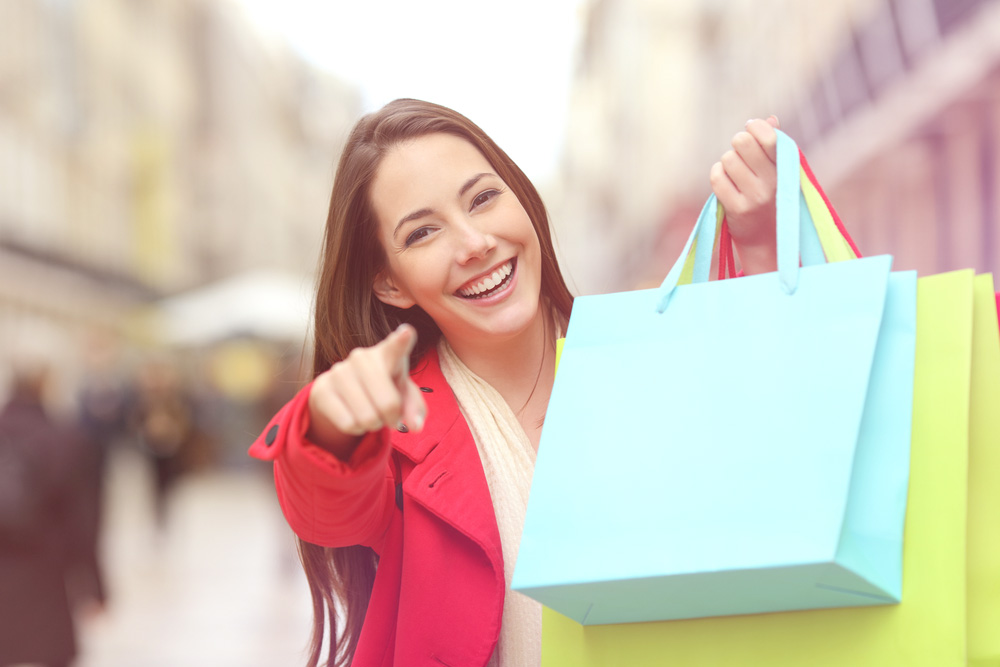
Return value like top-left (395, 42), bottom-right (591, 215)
top-left (656, 130), bottom-right (824, 313)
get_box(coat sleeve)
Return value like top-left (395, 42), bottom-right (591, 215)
top-left (248, 382), bottom-right (395, 550)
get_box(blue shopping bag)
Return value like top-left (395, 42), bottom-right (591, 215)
top-left (512, 130), bottom-right (918, 626)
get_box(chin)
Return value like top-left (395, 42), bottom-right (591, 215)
top-left (480, 300), bottom-right (545, 340)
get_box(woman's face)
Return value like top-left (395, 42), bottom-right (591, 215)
top-left (370, 132), bottom-right (543, 349)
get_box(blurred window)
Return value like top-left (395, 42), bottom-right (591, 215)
top-left (933, 0), bottom-right (986, 33)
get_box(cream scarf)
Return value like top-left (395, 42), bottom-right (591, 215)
top-left (437, 339), bottom-right (542, 667)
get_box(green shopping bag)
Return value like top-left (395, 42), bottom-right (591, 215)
top-left (968, 272), bottom-right (1000, 666)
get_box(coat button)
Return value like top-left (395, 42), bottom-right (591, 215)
top-left (420, 386), bottom-right (433, 393)
top-left (265, 424), bottom-right (279, 446)
top-left (397, 423), bottom-right (409, 433)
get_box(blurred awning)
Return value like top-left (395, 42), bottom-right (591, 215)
top-left (156, 270), bottom-right (314, 346)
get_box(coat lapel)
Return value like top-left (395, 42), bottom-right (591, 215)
top-left (393, 348), bottom-right (504, 569)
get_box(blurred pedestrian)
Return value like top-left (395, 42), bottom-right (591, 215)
top-left (72, 331), bottom-right (133, 609)
top-left (131, 358), bottom-right (196, 531)
top-left (0, 360), bottom-right (102, 667)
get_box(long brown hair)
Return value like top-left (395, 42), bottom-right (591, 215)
top-left (300, 98), bottom-right (574, 666)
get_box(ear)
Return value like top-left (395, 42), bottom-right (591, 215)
top-left (373, 270), bottom-right (416, 309)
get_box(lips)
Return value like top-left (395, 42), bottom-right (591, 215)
top-left (457, 259), bottom-right (516, 298)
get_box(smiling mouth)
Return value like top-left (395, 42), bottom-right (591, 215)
top-left (457, 259), bottom-right (516, 299)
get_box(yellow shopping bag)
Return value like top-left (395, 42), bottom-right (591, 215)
top-left (542, 270), bottom-right (999, 666)
top-left (968, 273), bottom-right (1000, 666)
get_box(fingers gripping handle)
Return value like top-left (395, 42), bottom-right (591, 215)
top-left (655, 130), bottom-right (814, 314)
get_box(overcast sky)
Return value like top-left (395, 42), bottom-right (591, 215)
top-left (233, 0), bottom-right (584, 183)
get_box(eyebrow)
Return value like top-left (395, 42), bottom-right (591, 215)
top-left (393, 172), bottom-right (495, 238)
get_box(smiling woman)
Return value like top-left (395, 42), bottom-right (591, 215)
top-left (247, 99), bottom-right (780, 667)
top-left (249, 99), bottom-right (573, 667)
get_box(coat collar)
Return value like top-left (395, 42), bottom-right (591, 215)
top-left (391, 346), bottom-right (505, 569)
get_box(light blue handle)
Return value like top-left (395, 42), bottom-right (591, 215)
top-left (653, 196), bottom-right (718, 314)
top-left (656, 130), bottom-right (825, 313)
top-left (774, 128), bottom-right (801, 291)
top-left (691, 194), bottom-right (719, 285)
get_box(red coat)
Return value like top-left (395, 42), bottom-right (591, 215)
top-left (249, 348), bottom-right (505, 666)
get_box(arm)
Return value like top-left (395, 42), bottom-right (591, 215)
top-left (710, 117), bottom-right (780, 275)
top-left (249, 383), bottom-right (395, 548)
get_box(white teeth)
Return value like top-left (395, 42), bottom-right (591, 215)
top-left (459, 261), bottom-right (513, 297)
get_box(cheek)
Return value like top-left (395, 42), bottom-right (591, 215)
top-left (509, 205), bottom-right (539, 249)
top-left (523, 221), bottom-right (543, 263)
top-left (395, 254), bottom-right (449, 296)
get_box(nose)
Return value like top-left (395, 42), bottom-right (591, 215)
top-left (454, 217), bottom-right (497, 264)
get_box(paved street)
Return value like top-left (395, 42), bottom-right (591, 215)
top-left (74, 448), bottom-right (315, 667)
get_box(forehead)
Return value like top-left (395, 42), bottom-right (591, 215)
top-left (370, 133), bottom-right (494, 217)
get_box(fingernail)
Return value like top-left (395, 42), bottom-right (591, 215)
top-left (413, 411), bottom-right (425, 431)
top-left (746, 119), bottom-right (754, 127)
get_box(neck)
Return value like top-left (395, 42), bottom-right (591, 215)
top-left (444, 307), bottom-right (557, 416)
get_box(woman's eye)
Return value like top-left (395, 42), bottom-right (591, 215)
top-left (404, 227), bottom-right (433, 247)
top-left (471, 189), bottom-right (500, 209)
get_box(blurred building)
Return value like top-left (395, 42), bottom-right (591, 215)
top-left (554, 0), bottom-right (1000, 293)
top-left (0, 0), bottom-right (360, 404)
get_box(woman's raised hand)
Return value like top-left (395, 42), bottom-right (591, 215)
top-left (709, 116), bottom-right (780, 275)
top-left (307, 324), bottom-right (427, 460)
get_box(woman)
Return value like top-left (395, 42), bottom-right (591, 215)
top-left (249, 99), bottom-right (780, 666)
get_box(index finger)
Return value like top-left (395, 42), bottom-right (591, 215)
top-left (744, 118), bottom-right (778, 163)
top-left (379, 323), bottom-right (418, 385)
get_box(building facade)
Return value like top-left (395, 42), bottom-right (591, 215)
top-left (0, 0), bottom-right (360, 406)
top-left (553, 0), bottom-right (1000, 293)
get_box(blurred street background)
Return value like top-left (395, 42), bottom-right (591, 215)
top-left (1, 0), bottom-right (999, 664)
